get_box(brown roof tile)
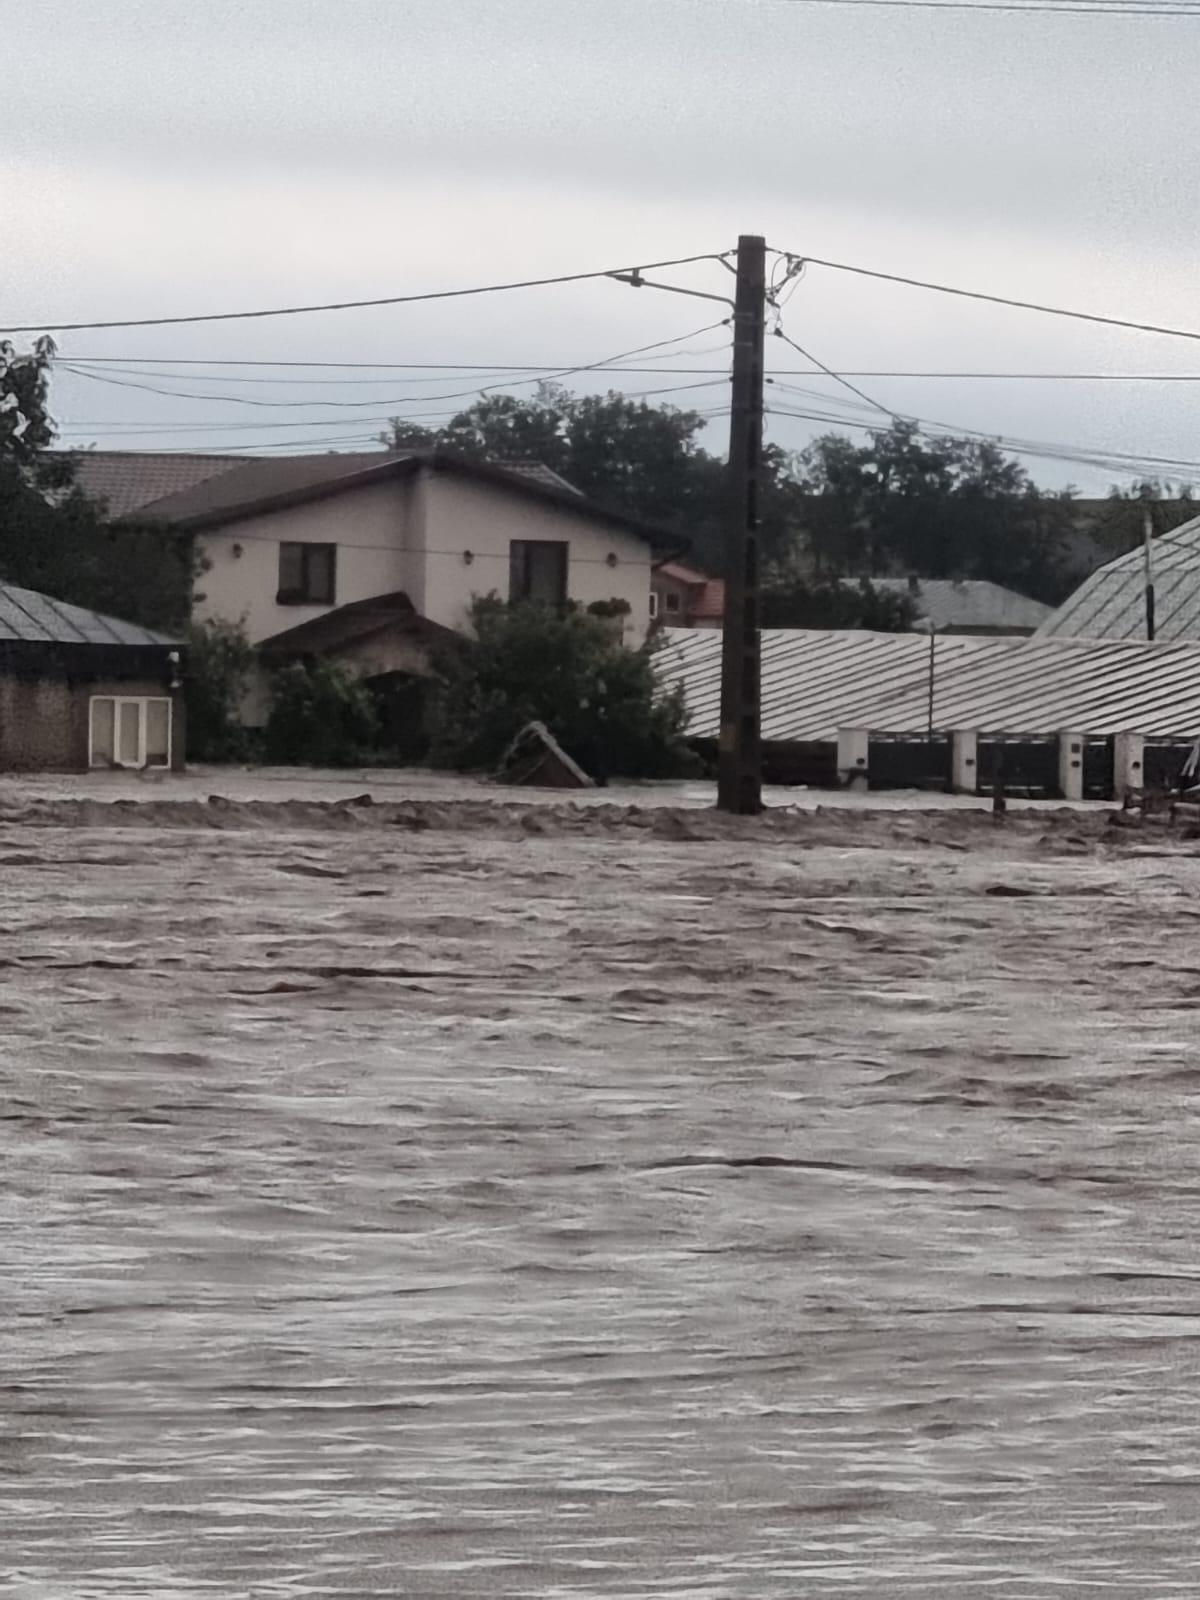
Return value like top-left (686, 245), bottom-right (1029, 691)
top-left (65, 450), bottom-right (250, 518)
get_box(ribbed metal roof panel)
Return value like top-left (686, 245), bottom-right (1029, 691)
top-left (657, 628), bottom-right (1200, 741)
top-left (0, 583), bottom-right (175, 647)
top-left (1038, 516), bottom-right (1200, 641)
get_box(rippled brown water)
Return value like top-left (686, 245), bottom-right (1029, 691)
top-left (6, 806), bottom-right (1200, 1596)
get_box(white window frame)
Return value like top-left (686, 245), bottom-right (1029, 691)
top-left (89, 696), bottom-right (173, 771)
top-left (649, 590), bottom-right (660, 620)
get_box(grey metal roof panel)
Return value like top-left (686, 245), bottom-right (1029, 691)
top-left (1037, 515), bottom-right (1200, 641)
top-left (657, 627), bottom-right (1200, 742)
top-left (0, 583), bottom-right (175, 647)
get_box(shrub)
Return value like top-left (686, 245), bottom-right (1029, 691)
top-left (183, 617), bottom-right (256, 762)
top-left (431, 597), bottom-right (692, 780)
top-left (264, 659), bottom-right (380, 767)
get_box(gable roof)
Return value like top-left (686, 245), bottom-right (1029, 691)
top-left (66, 450), bottom-right (248, 518)
top-left (1037, 516), bottom-right (1200, 642)
top-left (257, 591), bottom-right (460, 661)
top-left (853, 577), bottom-right (1051, 632)
top-left (133, 447), bottom-right (677, 550)
top-left (0, 582), bottom-right (175, 647)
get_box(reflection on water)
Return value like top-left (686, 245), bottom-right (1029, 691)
top-left (5, 811), bottom-right (1200, 1596)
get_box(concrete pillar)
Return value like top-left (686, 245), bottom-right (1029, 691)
top-left (1058, 732), bottom-right (1084, 801)
top-left (951, 730), bottom-right (978, 794)
top-left (1113, 733), bottom-right (1145, 799)
top-left (837, 728), bottom-right (869, 788)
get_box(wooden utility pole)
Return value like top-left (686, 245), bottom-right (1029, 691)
top-left (717, 234), bottom-right (767, 815)
top-left (1142, 501), bottom-right (1157, 641)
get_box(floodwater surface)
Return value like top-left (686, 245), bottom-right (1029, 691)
top-left (4, 803), bottom-right (1200, 1596)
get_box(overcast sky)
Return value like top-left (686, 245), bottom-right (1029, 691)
top-left (4, 0), bottom-right (1199, 490)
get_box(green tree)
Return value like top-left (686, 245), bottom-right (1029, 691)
top-left (1, 337), bottom-right (57, 465)
top-left (184, 618), bottom-right (256, 761)
top-left (0, 341), bottom-right (197, 630)
top-left (761, 574), bottom-right (918, 631)
top-left (432, 597), bottom-right (692, 779)
top-left (265, 659), bottom-right (380, 766)
top-left (797, 421), bottom-right (1076, 602)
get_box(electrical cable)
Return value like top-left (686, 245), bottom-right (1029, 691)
top-left (772, 249), bottom-right (1200, 343)
top-left (0, 252), bottom-right (730, 335)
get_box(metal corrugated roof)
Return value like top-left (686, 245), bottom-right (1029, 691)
top-left (0, 584), bottom-right (175, 647)
top-left (1037, 515), bottom-right (1200, 641)
top-left (657, 627), bottom-right (1200, 741)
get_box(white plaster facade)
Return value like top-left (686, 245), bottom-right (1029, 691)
top-left (193, 464), bottom-right (655, 646)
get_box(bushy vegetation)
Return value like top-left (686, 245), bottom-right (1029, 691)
top-left (264, 659), bottom-right (381, 767)
top-left (432, 597), bottom-right (692, 780)
top-left (183, 618), bottom-right (257, 762)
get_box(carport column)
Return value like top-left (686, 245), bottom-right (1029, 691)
top-left (1058, 732), bottom-right (1084, 801)
top-left (1112, 733), bottom-right (1145, 800)
top-left (951, 730), bottom-right (978, 795)
top-left (836, 728), bottom-right (869, 788)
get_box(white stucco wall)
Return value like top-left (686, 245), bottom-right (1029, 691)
top-left (417, 471), bottom-right (654, 642)
top-left (193, 477), bottom-right (418, 644)
top-left (190, 466), bottom-right (655, 647)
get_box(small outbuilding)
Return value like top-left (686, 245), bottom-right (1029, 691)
top-left (0, 583), bottom-right (182, 772)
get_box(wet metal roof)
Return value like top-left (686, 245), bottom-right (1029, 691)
top-left (0, 584), bottom-right (175, 648)
top-left (1037, 515), bottom-right (1200, 642)
top-left (657, 627), bottom-right (1200, 741)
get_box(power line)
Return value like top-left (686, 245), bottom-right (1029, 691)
top-left (54, 357), bottom-right (1200, 382)
top-left (775, 250), bottom-right (1200, 343)
top-left (56, 321), bottom-right (730, 412)
top-left (0, 252), bottom-right (729, 335)
top-left (769, 0), bottom-right (1200, 14)
top-left (767, 401), bottom-right (1200, 479)
top-left (772, 326), bottom-right (898, 418)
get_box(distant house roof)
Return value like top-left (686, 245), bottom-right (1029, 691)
top-left (852, 577), bottom-right (1051, 633)
top-left (66, 450), bottom-right (247, 518)
top-left (656, 562), bottom-right (726, 621)
top-left (257, 591), bottom-right (460, 662)
top-left (133, 447), bottom-right (676, 550)
top-left (0, 582), bottom-right (175, 647)
top-left (1038, 515), bottom-right (1200, 642)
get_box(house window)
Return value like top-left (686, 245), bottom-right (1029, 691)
top-left (665, 590), bottom-right (682, 615)
top-left (649, 590), bottom-right (660, 620)
top-left (278, 542), bottom-right (337, 605)
top-left (89, 697), bottom-right (173, 770)
top-left (509, 540), bottom-right (568, 607)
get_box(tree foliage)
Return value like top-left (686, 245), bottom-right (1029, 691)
top-left (0, 340), bottom-right (197, 631)
top-left (761, 574), bottom-right (919, 631)
top-left (265, 659), bottom-right (381, 767)
top-left (431, 597), bottom-right (692, 779)
top-left (184, 617), bottom-right (257, 762)
top-left (795, 421), bottom-right (1076, 602)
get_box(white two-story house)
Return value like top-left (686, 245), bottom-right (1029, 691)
top-left (125, 449), bottom-right (666, 647)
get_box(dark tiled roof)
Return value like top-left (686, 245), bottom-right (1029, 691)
top-left (258, 591), bottom-right (460, 660)
top-left (138, 452), bottom-right (406, 525)
top-left (66, 450), bottom-right (249, 518)
top-left (132, 447), bottom-right (674, 549)
top-left (0, 583), bottom-right (175, 646)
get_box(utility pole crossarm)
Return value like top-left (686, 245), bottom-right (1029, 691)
top-left (716, 235), bottom-right (767, 816)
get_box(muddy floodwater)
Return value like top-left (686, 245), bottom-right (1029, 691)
top-left (6, 796), bottom-right (1200, 1596)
